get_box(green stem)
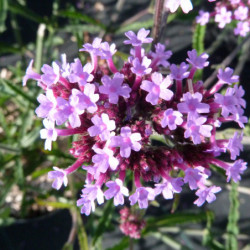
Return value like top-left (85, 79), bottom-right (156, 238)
top-left (226, 181), bottom-right (239, 250)
top-left (35, 23), bottom-right (46, 72)
top-left (151, 0), bottom-right (167, 49)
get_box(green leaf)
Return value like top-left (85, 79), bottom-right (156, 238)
top-left (0, 0), bottom-right (8, 33)
top-left (36, 199), bottom-right (74, 209)
top-left (0, 177), bottom-right (15, 206)
top-left (144, 211), bottom-right (209, 232)
top-left (60, 24), bottom-right (101, 34)
top-left (0, 143), bottom-right (21, 154)
top-left (58, 10), bottom-right (107, 30)
top-left (0, 79), bottom-right (37, 106)
top-left (0, 41), bottom-right (22, 54)
top-left (116, 19), bottom-right (153, 34)
top-left (31, 167), bottom-right (51, 179)
top-left (148, 232), bottom-right (183, 250)
top-left (92, 199), bottom-right (114, 246)
top-left (106, 237), bottom-right (130, 250)
top-left (0, 207), bottom-right (15, 226)
top-left (14, 158), bottom-right (24, 186)
top-left (8, 2), bottom-right (48, 24)
top-left (20, 124), bottom-right (40, 148)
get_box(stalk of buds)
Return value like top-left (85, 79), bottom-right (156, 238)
top-left (23, 28), bottom-right (247, 216)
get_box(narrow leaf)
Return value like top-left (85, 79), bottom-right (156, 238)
top-left (144, 212), bottom-right (209, 232)
top-left (36, 199), bottom-right (74, 209)
top-left (149, 232), bottom-right (182, 250)
top-left (116, 19), bottom-right (153, 34)
top-left (58, 10), bottom-right (107, 30)
top-left (0, 0), bottom-right (8, 33)
top-left (92, 199), bottom-right (114, 245)
top-left (0, 79), bottom-right (37, 106)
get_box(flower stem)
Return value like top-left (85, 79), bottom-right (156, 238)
top-left (151, 0), bottom-right (168, 49)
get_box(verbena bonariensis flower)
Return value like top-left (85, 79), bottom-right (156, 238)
top-left (23, 28), bottom-right (248, 216)
top-left (196, 0), bottom-right (250, 37)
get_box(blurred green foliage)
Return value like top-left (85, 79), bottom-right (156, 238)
top-left (0, 0), bottom-right (248, 249)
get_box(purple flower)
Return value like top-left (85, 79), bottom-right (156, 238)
top-left (214, 92), bottom-right (237, 118)
top-left (184, 167), bottom-right (208, 190)
top-left (155, 177), bottom-right (184, 199)
top-left (129, 187), bottom-right (155, 209)
top-left (184, 117), bottom-right (212, 144)
top-left (186, 49), bottom-right (209, 69)
top-left (91, 146), bottom-right (119, 174)
top-left (233, 108), bottom-right (248, 128)
top-left (79, 37), bottom-right (102, 56)
top-left (41, 62), bottom-right (60, 87)
top-left (226, 159), bottom-right (247, 183)
top-left (88, 113), bottom-right (116, 141)
top-left (177, 92), bottom-right (210, 119)
top-left (104, 179), bottom-right (129, 205)
top-left (131, 56), bottom-right (152, 76)
top-left (196, 10), bottom-right (210, 26)
top-left (234, 21), bottom-right (250, 37)
top-left (170, 62), bottom-right (190, 81)
top-left (217, 67), bottom-right (239, 84)
top-left (234, 6), bottom-right (248, 21)
top-left (56, 53), bottom-right (71, 78)
top-left (77, 196), bottom-right (95, 216)
top-left (48, 166), bottom-right (68, 190)
top-left (165, 0), bottom-right (193, 14)
top-left (161, 108), bottom-right (183, 130)
top-left (23, 60), bottom-right (41, 86)
top-left (215, 7), bottom-right (232, 29)
top-left (140, 72), bottom-right (173, 105)
top-left (69, 84), bottom-right (99, 122)
top-left (40, 119), bottom-right (58, 151)
top-left (80, 184), bottom-right (104, 205)
top-left (99, 42), bottom-right (117, 59)
top-left (68, 59), bottom-right (93, 86)
top-left (227, 132), bottom-right (243, 160)
top-left (110, 126), bottom-right (141, 158)
top-left (194, 185), bottom-right (221, 206)
top-left (35, 89), bottom-right (56, 119)
top-left (69, 86), bottom-right (99, 128)
top-left (150, 43), bottom-right (172, 67)
top-left (35, 89), bottom-right (70, 126)
top-left (99, 73), bottom-right (131, 104)
top-left (233, 85), bottom-right (246, 109)
top-left (124, 28), bottom-right (153, 46)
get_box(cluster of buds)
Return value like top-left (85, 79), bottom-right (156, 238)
top-left (23, 28), bottom-right (247, 216)
top-left (119, 207), bottom-right (146, 239)
top-left (197, 0), bottom-right (250, 37)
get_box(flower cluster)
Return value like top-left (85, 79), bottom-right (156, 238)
top-left (24, 28), bottom-right (247, 216)
top-left (119, 207), bottom-right (146, 239)
top-left (197, 0), bottom-right (250, 37)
